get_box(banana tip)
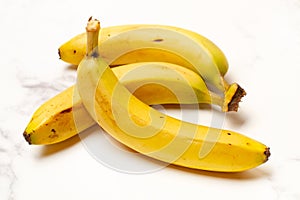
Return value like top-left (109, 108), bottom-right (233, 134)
top-left (264, 147), bottom-right (271, 162)
top-left (23, 131), bottom-right (32, 145)
top-left (58, 48), bottom-right (61, 59)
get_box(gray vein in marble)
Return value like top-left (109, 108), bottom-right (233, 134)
top-left (0, 128), bottom-right (18, 200)
top-left (15, 68), bottom-right (76, 115)
top-left (0, 67), bottom-right (76, 200)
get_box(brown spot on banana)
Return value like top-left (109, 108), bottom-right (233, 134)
top-left (49, 129), bottom-right (59, 139)
top-left (153, 38), bottom-right (164, 42)
top-left (59, 107), bottom-right (72, 114)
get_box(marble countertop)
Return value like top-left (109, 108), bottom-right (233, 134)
top-left (1, 0), bottom-right (300, 199)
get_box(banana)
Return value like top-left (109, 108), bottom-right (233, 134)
top-left (58, 25), bottom-right (229, 76)
top-left (58, 23), bottom-right (246, 108)
top-left (75, 18), bottom-right (269, 172)
top-left (24, 61), bottom-right (232, 145)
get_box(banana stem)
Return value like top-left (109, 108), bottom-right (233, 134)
top-left (221, 76), bottom-right (246, 112)
top-left (86, 17), bottom-right (100, 56)
top-left (222, 77), bottom-right (230, 90)
top-left (208, 92), bottom-right (224, 107)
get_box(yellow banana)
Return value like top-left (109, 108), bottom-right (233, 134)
top-left (59, 25), bottom-right (229, 76)
top-left (24, 61), bottom-right (232, 145)
top-left (75, 18), bottom-right (269, 172)
top-left (58, 23), bottom-right (246, 105)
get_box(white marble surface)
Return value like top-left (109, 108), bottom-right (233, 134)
top-left (1, 0), bottom-right (300, 199)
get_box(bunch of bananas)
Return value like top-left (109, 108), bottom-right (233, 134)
top-left (23, 18), bottom-right (270, 172)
